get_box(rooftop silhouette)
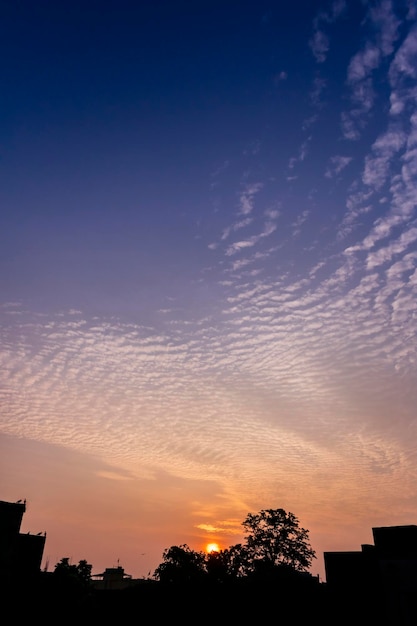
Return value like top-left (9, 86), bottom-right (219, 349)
top-left (1, 498), bottom-right (417, 625)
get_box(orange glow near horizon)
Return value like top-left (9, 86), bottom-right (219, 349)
top-left (206, 542), bottom-right (220, 553)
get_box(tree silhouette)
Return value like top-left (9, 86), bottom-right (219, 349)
top-left (242, 508), bottom-right (316, 574)
top-left (153, 507), bottom-right (316, 584)
top-left (53, 557), bottom-right (93, 592)
top-left (214, 543), bottom-right (250, 579)
top-left (54, 557), bottom-right (92, 580)
top-left (153, 544), bottom-right (206, 583)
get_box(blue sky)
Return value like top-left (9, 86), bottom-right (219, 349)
top-left (1, 0), bottom-right (417, 581)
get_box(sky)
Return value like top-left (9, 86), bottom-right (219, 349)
top-left (1, 0), bottom-right (417, 582)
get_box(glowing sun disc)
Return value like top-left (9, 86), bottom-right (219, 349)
top-left (206, 542), bottom-right (220, 553)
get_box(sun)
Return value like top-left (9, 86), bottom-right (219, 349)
top-left (206, 542), bottom-right (220, 553)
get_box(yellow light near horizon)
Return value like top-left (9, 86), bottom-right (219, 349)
top-left (206, 542), bottom-right (220, 553)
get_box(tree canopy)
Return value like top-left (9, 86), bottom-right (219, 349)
top-left (153, 507), bottom-right (316, 583)
top-left (53, 557), bottom-right (92, 589)
top-left (243, 508), bottom-right (316, 573)
top-left (153, 544), bottom-right (207, 584)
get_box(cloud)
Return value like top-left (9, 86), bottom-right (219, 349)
top-left (366, 227), bottom-right (417, 270)
top-left (406, 0), bottom-right (417, 20)
top-left (369, 0), bottom-right (401, 56)
top-left (341, 78), bottom-right (375, 140)
top-left (309, 77), bottom-right (327, 108)
top-left (230, 247), bottom-right (277, 272)
top-left (351, 77), bottom-right (376, 111)
top-left (341, 1), bottom-right (403, 140)
top-left (275, 71), bottom-right (287, 83)
top-left (309, 30), bottom-right (329, 63)
top-left (340, 111), bottom-right (361, 141)
top-left (389, 24), bottom-right (417, 82)
top-left (363, 157), bottom-right (392, 190)
top-left (329, 0), bottom-right (347, 20)
top-left (226, 240), bottom-right (255, 256)
top-left (288, 138), bottom-right (311, 170)
top-left (212, 160), bottom-right (230, 176)
top-left (362, 126), bottom-right (407, 190)
top-left (347, 45), bottom-right (381, 83)
top-left (386, 251), bottom-right (417, 280)
top-left (339, 197), bottom-right (373, 239)
top-left (96, 470), bottom-right (133, 481)
top-left (221, 218), bottom-right (253, 242)
top-left (309, 0), bottom-right (347, 63)
top-left (195, 523), bottom-right (228, 533)
top-left (225, 221), bottom-right (277, 256)
top-left (388, 27), bottom-right (417, 119)
top-left (291, 210), bottom-right (310, 236)
top-left (264, 208), bottom-right (280, 220)
top-left (238, 183), bottom-right (263, 215)
top-left (2, 198), bottom-right (417, 538)
top-left (325, 155), bottom-right (353, 178)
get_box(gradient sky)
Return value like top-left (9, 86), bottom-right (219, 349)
top-left (1, 0), bottom-right (417, 582)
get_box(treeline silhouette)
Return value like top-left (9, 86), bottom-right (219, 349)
top-left (1, 506), bottom-right (412, 625)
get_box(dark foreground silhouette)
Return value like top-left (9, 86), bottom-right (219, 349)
top-left (2, 499), bottom-right (415, 624)
top-left (1, 569), bottom-right (396, 626)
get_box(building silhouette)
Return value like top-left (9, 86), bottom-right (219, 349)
top-left (0, 499), bottom-right (46, 580)
top-left (2, 496), bottom-right (416, 625)
top-left (92, 565), bottom-right (134, 590)
top-left (324, 525), bottom-right (417, 625)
